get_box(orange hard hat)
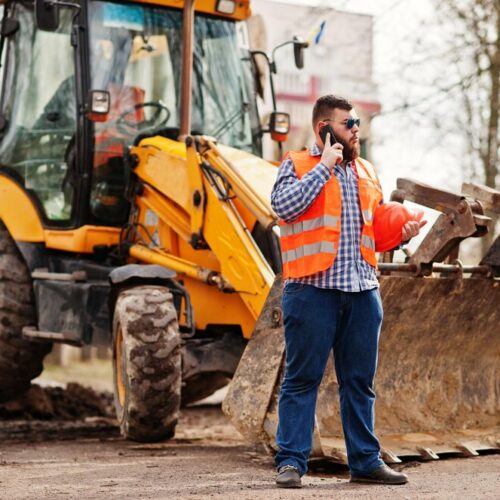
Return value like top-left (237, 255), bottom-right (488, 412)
top-left (373, 202), bottom-right (424, 252)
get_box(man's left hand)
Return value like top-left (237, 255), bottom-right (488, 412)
top-left (401, 219), bottom-right (427, 242)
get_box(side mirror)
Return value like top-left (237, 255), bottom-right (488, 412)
top-left (35, 0), bottom-right (60, 32)
top-left (269, 111), bottom-right (290, 142)
top-left (292, 36), bottom-right (308, 70)
top-left (87, 90), bottom-right (111, 122)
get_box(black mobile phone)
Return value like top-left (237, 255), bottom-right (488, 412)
top-left (319, 124), bottom-right (338, 146)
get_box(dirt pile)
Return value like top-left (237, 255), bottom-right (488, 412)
top-left (0, 383), bottom-right (115, 420)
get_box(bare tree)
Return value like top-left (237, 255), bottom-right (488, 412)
top-left (370, 0), bottom-right (498, 259)
top-left (436, 0), bottom-right (499, 190)
top-left (374, 0), bottom-right (499, 190)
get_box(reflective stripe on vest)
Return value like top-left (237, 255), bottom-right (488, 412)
top-left (280, 214), bottom-right (339, 237)
top-left (362, 209), bottom-right (374, 224)
top-left (362, 234), bottom-right (375, 251)
top-left (282, 241), bottom-right (336, 263)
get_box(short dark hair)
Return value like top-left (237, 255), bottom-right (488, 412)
top-left (312, 95), bottom-right (353, 126)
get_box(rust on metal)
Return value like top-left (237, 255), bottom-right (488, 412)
top-left (377, 262), bottom-right (491, 274)
top-left (390, 179), bottom-right (491, 269)
top-left (461, 182), bottom-right (500, 214)
top-left (179, 0), bottom-right (195, 137)
top-left (311, 275), bottom-right (500, 461)
top-left (222, 275), bottom-right (285, 442)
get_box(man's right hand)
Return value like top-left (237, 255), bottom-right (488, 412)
top-left (321, 133), bottom-right (343, 171)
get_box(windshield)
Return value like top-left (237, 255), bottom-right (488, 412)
top-left (0, 3), bottom-right (76, 221)
top-left (0, 1), bottom-right (262, 227)
top-left (88, 1), bottom-right (261, 154)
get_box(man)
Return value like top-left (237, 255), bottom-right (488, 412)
top-left (270, 95), bottom-right (424, 488)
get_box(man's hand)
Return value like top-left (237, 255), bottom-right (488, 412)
top-left (401, 219), bottom-right (427, 242)
top-left (320, 133), bottom-right (343, 171)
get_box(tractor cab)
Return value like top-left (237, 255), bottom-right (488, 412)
top-left (0, 0), bottom-right (263, 227)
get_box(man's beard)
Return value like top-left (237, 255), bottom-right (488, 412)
top-left (338, 137), bottom-right (360, 163)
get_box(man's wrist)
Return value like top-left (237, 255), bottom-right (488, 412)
top-left (315, 161), bottom-right (332, 181)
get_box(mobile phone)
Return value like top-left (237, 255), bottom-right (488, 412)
top-left (319, 124), bottom-right (338, 146)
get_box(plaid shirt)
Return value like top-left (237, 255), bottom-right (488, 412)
top-left (271, 144), bottom-right (379, 292)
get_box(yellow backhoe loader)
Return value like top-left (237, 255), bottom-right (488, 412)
top-left (0, 0), bottom-right (302, 440)
top-left (0, 0), bottom-right (497, 463)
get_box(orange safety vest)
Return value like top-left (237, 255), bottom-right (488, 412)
top-left (279, 150), bottom-right (383, 279)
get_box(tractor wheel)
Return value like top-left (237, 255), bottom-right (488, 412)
top-left (0, 223), bottom-right (51, 402)
top-left (113, 285), bottom-right (182, 442)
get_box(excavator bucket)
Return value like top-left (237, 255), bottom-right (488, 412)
top-left (223, 179), bottom-right (500, 463)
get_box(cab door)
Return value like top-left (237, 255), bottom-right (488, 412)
top-left (0, 2), bottom-right (77, 225)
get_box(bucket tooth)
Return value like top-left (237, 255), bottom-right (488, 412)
top-left (329, 448), bottom-right (348, 464)
top-left (417, 447), bottom-right (440, 460)
top-left (381, 449), bottom-right (402, 464)
top-left (456, 444), bottom-right (479, 457)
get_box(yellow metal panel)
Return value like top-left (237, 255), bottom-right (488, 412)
top-left (202, 172), bottom-right (274, 320)
top-left (134, 195), bottom-right (183, 253)
top-left (138, 184), bottom-right (191, 242)
top-left (139, 136), bottom-right (187, 159)
top-left (185, 138), bottom-right (206, 241)
top-left (232, 197), bottom-right (257, 231)
top-left (132, 0), bottom-right (251, 21)
top-left (182, 276), bottom-right (255, 337)
top-left (44, 226), bottom-right (121, 252)
top-left (132, 141), bottom-right (191, 211)
top-left (0, 175), bottom-right (121, 252)
top-left (132, 135), bottom-right (275, 334)
top-left (0, 175), bottom-right (44, 242)
top-left (177, 236), bottom-right (221, 272)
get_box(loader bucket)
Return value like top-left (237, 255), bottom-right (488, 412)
top-left (224, 273), bottom-right (500, 463)
top-left (223, 179), bottom-right (500, 463)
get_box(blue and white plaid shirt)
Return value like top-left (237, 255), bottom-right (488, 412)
top-left (271, 143), bottom-right (379, 292)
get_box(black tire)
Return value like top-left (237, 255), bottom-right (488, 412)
top-left (113, 285), bottom-right (182, 442)
top-left (0, 223), bottom-right (51, 402)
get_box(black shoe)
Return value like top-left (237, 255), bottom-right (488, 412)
top-left (276, 464), bottom-right (302, 488)
top-left (350, 464), bottom-right (408, 485)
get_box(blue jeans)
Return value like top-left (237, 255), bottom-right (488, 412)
top-left (275, 283), bottom-right (384, 476)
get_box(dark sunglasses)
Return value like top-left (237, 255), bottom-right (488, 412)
top-left (345, 118), bottom-right (360, 129)
top-left (324, 118), bottom-right (360, 129)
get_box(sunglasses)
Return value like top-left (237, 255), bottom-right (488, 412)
top-left (323, 118), bottom-right (360, 129)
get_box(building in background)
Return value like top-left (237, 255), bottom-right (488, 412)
top-left (249, 0), bottom-right (380, 161)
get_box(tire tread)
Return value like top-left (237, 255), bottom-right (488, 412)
top-left (113, 285), bottom-right (181, 442)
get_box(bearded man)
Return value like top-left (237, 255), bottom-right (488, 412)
top-left (271, 95), bottom-right (422, 488)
